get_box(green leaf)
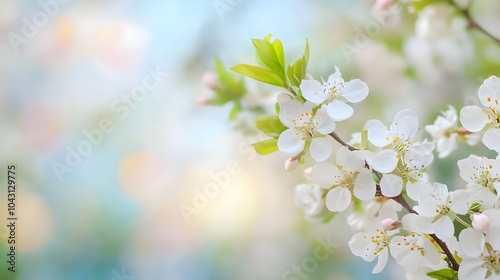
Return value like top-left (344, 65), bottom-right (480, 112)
top-left (212, 58), bottom-right (246, 106)
top-left (322, 212), bottom-right (338, 224)
top-left (427, 269), bottom-right (457, 280)
top-left (408, 0), bottom-right (444, 12)
top-left (229, 103), bottom-right (242, 121)
top-left (361, 129), bottom-right (368, 150)
top-left (252, 38), bottom-right (284, 76)
top-left (252, 138), bottom-right (279, 155)
top-left (215, 57), bottom-right (230, 87)
top-left (287, 63), bottom-right (300, 88)
top-left (302, 38), bottom-right (310, 78)
top-left (255, 116), bottom-right (287, 138)
top-left (293, 58), bottom-right (304, 86)
top-left (272, 39), bottom-right (285, 70)
top-left (230, 64), bottom-right (285, 87)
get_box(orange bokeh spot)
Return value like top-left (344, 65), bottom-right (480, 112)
top-left (119, 153), bottom-right (166, 200)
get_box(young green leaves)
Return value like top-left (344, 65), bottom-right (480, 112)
top-left (210, 58), bottom-right (246, 120)
top-left (252, 116), bottom-right (287, 155)
top-left (230, 35), bottom-right (310, 95)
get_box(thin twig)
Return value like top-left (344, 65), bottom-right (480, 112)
top-left (329, 131), bottom-right (356, 151)
top-left (327, 132), bottom-right (460, 271)
top-left (449, 0), bottom-right (500, 44)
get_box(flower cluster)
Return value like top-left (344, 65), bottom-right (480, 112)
top-left (204, 33), bottom-right (500, 279)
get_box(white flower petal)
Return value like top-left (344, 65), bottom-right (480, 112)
top-left (277, 129), bottom-right (305, 155)
top-left (327, 67), bottom-right (342, 85)
top-left (380, 174), bottom-right (403, 197)
top-left (349, 232), bottom-right (368, 256)
top-left (402, 251), bottom-right (424, 274)
top-left (391, 109), bottom-right (419, 139)
top-left (366, 120), bottom-right (391, 147)
top-left (300, 79), bottom-right (327, 104)
top-left (314, 107), bottom-right (336, 134)
top-left (326, 100), bottom-right (353, 121)
top-left (406, 180), bottom-right (428, 202)
top-left (458, 259), bottom-right (487, 280)
top-left (478, 75), bottom-right (500, 110)
top-left (420, 236), bottom-right (441, 265)
top-left (460, 105), bottom-right (489, 132)
top-left (483, 128), bottom-right (500, 153)
top-left (449, 189), bottom-right (471, 215)
top-left (436, 133), bottom-right (458, 158)
top-left (309, 137), bottom-right (333, 162)
top-left (459, 228), bottom-right (485, 257)
top-left (336, 146), bottom-right (365, 171)
top-left (433, 215), bottom-right (454, 239)
top-left (458, 155), bottom-right (481, 184)
top-left (279, 100), bottom-right (302, 128)
top-left (276, 93), bottom-right (293, 104)
top-left (486, 227), bottom-right (500, 250)
top-left (341, 79), bottom-right (369, 103)
top-left (416, 216), bottom-right (436, 234)
top-left (365, 150), bottom-right (399, 173)
top-left (353, 171), bottom-right (376, 201)
top-left (326, 187), bottom-right (351, 212)
top-left (312, 162), bottom-right (341, 188)
top-left (372, 248), bottom-right (388, 274)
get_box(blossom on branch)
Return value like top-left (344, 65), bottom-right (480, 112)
top-left (300, 66), bottom-right (369, 121)
top-left (460, 75), bottom-right (500, 153)
top-left (278, 100), bottom-right (335, 162)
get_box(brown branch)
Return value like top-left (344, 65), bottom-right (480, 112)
top-left (449, 0), bottom-right (500, 44)
top-left (329, 131), bottom-right (356, 151)
top-left (430, 233), bottom-right (461, 271)
top-left (328, 131), bottom-right (460, 271)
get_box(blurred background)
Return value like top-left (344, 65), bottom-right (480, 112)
top-left (0, 0), bottom-right (499, 279)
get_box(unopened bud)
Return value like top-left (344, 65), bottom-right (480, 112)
top-left (277, 93), bottom-right (292, 104)
top-left (304, 73), bottom-right (314, 80)
top-left (285, 157), bottom-right (299, 171)
top-left (201, 72), bottom-right (218, 89)
top-left (303, 167), bottom-right (313, 181)
top-left (196, 96), bottom-right (211, 105)
top-left (472, 213), bottom-right (491, 232)
top-left (375, 0), bottom-right (393, 10)
top-left (381, 218), bottom-right (401, 230)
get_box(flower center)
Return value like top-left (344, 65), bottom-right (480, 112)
top-left (323, 80), bottom-right (345, 103)
top-left (396, 233), bottom-right (425, 256)
top-left (470, 164), bottom-right (499, 194)
top-left (292, 112), bottom-right (318, 140)
top-left (485, 97), bottom-right (500, 127)
top-left (392, 135), bottom-right (412, 153)
top-left (481, 243), bottom-right (500, 276)
top-left (363, 228), bottom-right (387, 257)
top-left (337, 164), bottom-right (357, 186)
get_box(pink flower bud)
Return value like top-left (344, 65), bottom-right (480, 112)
top-left (375, 0), bottom-right (393, 10)
top-left (285, 157), bottom-right (299, 171)
top-left (277, 93), bottom-right (292, 104)
top-left (472, 213), bottom-right (491, 232)
top-left (381, 218), bottom-right (400, 230)
top-left (201, 72), bottom-right (218, 89)
top-left (303, 167), bottom-right (313, 181)
top-left (304, 73), bottom-right (314, 80)
top-left (196, 96), bottom-right (211, 105)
